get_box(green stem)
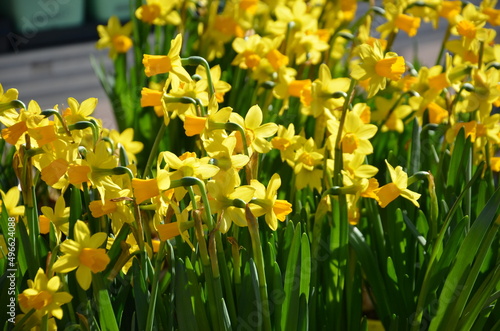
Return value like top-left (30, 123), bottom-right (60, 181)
top-left (435, 24), bottom-right (451, 66)
top-left (193, 210), bottom-right (221, 330)
top-left (181, 56), bottom-right (215, 98)
top-left (145, 241), bottom-right (167, 331)
top-left (142, 123), bottom-right (167, 179)
top-left (333, 80), bottom-right (357, 185)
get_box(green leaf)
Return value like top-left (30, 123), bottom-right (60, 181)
top-left (299, 233), bottom-right (311, 302)
top-left (349, 226), bottom-right (391, 325)
top-left (185, 257), bottom-right (210, 330)
top-left (280, 223), bottom-right (302, 331)
top-left (429, 187), bottom-right (500, 330)
top-left (98, 288), bottom-right (119, 331)
top-left (175, 258), bottom-right (199, 330)
top-left (131, 258), bottom-right (149, 329)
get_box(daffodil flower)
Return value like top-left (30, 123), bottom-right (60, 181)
top-left (96, 16), bottom-right (133, 59)
top-left (39, 195), bottom-right (69, 237)
top-left (135, 0), bottom-right (181, 26)
top-left (52, 221), bottom-right (110, 290)
top-left (229, 104), bottom-right (278, 155)
top-left (207, 171), bottom-right (255, 233)
top-left (374, 160), bottom-right (421, 208)
top-left (249, 174), bottom-right (292, 230)
top-left (108, 128), bottom-right (144, 164)
top-left (0, 186), bottom-right (25, 221)
top-left (0, 83), bottom-right (20, 127)
top-left (351, 41), bottom-right (406, 98)
top-left (143, 34), bottom-right (191, 81)
top-left (18, 268), bottom-right (73, 320)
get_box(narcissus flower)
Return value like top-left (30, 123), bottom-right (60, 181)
top-left (39, 195), bottom-right (69, 237)
top-left (135, 0), bottom-right (181, 26)
top-left (230, 104), bottom-right (278, 155)
top-left (18, 268), bottom-right (72, 320)
top-left (52, 221), bottom-right (110, 290)
top-left (249, 173), bottom-right (292, 230)
top-left (374, 160), bottom-right (421, 208)
top-left (0, 186), bottom-right (25, 221)
top-left (207, 171), bottom-right (255, 233)
top-left (96, 16), bottom-right (133, 59)
top-left (143, 34), bottom-right (191, 81)
top-left (108, 128), bottom-right (144, 164)
top-left (351, 42), bottom-right (406, 98)
top-left (0, 83), bottom-right (20, 127)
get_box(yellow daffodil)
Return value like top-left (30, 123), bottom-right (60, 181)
top-left (156, 201), bottom-right (195, 251)
top-left (271, 123), bottom-right (302, 164)
top-left (207, 171), bottom-right (255, 233)
top-left (52, 221), bottom-right (110, 290)
top-left (0, 83), bottom-right (20, 127)
top-left (68, 140), bottom-right (122, 200)
top-left (0, 186), bottom-right (25, 221)
top-left (1, 100), bottom-right (46, 147)
top-left (96, 16), bottom-right (133, 59)
top-left (204, 135), bottom-right (250, 176)
top-left (374, 160), bottom-right (421, 208)
top-left (249, 173), bottom-right (292, 230)
top-left (135, 0), bottom-right (181, 26)
top-left (351, 41), bottom-right (406, 98)
top-left (231, 34), bottom-right (267, 70)
top-left (108, 128), bottom-right (144, 164)
top-left (18, 268), bottom-right (72, 320)
top-left (162, 74), bottom-right (209, 120)
top-left (229, 104), bottom-right (278, 155)
top-left (303, 64), bottom-right (351, 118)
top-left (39, 196), bottom-right (69, 237)
top-left (372, 95), bottom-right (413, 133)
top-left (293, 138), bottom-right (324, 192)
top-left (327, 111), bottom-right (378, 155)
top-left (161, 151), bottom-right (219, 200)
top-left (143, 34), bottom-right (191, 81)
top-left (184, 97), bottom-right (232, 137)
top-left (195, 65), bottom-right (232, 103)
top-left (377, 3), bottom-right (421, 38)
top-left (63, 97), bottom-right (98, 126)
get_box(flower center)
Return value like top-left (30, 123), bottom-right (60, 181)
top-left (375, 56), bottom-right (405, 81)
top-left (299, 152), bottom-right (315, 167)
top-left (139, 4), bottom-right (161, 23)
top-left (244, 52), bottom-right (261, 69)
top-left (79, 248), bottom-right (110, 273)
top-left (456, 20), bottom-right (477, 39)
top-left (112, 35), bottom-right (133, 53)
top-left (342, 133), bottom-right (359, 153)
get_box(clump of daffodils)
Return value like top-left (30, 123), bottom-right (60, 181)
top-left (1, 0), bottom-right (500, 329)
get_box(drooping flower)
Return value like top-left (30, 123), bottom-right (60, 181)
top-left (52, 221), bottom-right (110, 290)
top-left (249, 173), bottom-right (292, 230)
top-left (374, 160), bottom-right (421, 208)
top-left (143, 34), bottom-right (191, 81)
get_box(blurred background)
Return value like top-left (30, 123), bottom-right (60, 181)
top-left (0, 0), bottom-right (497, 131)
